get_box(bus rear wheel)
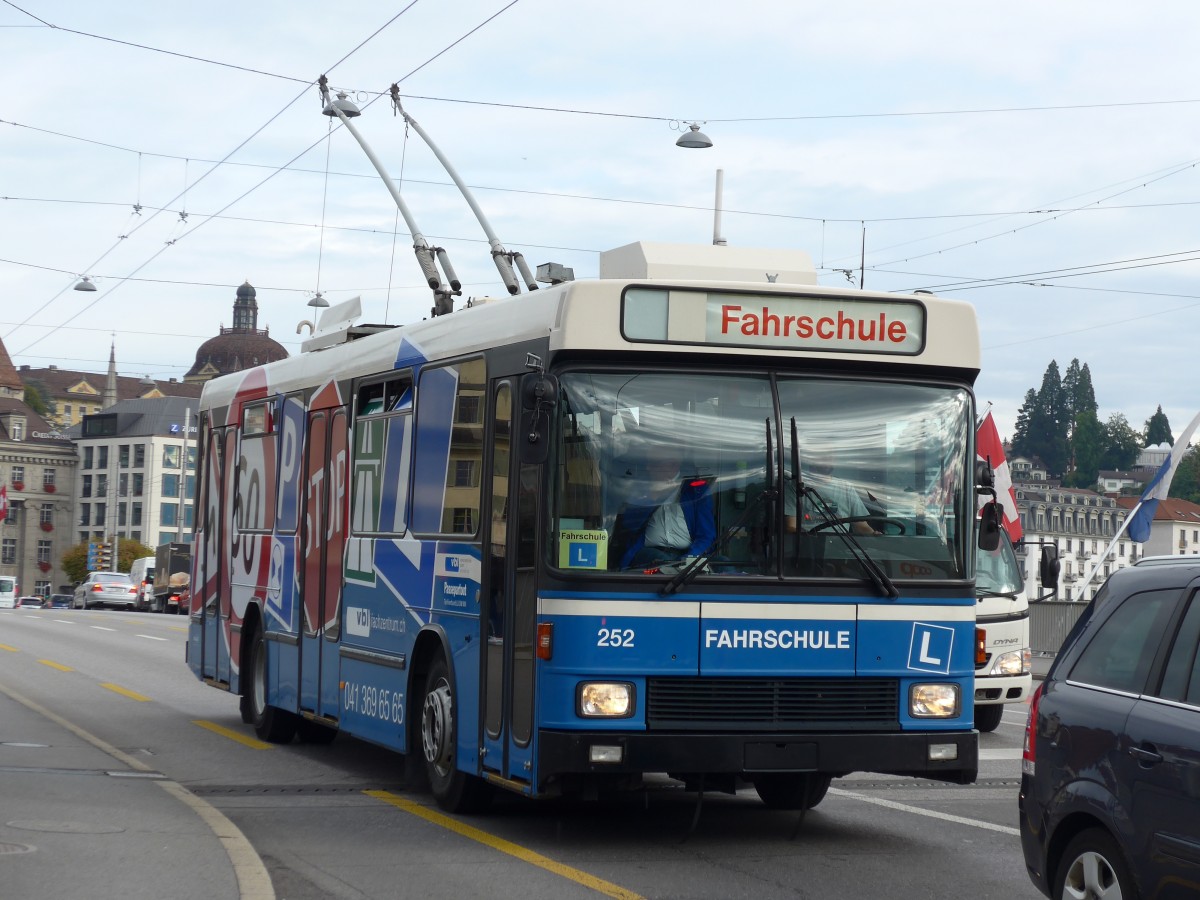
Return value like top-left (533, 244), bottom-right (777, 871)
top-left (247, 627), bottom-right (297, 743)
top-left (420, 654), bottom-right (491, 813)
top-left (753, 773), bottom-right (832, 810)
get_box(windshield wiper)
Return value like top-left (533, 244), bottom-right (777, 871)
top-left (660, 486), bottom-right (776, 596)
top-left (791, 417), bottom-right (898, 600)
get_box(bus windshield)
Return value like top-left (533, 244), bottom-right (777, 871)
top-left (551, 370), bottom-right (972, 582)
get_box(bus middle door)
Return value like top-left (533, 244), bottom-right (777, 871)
top-left (299, 407), bottom-right (349, 719)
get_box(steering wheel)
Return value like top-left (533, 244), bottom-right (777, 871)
top-left (808, 516), bottom-right (906, 535)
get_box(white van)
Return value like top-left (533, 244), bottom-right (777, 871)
top-left (0, 575), bottom-right (16, 609)
top-left (128, 556), bottom-right (156, 612)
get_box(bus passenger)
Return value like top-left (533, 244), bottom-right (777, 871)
top-left (785, 452), bottom-right (879, 537)
top-left (615, 446), bottom-right (716, 569)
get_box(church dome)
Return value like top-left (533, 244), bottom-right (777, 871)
top-left (184, 281), bottom-right (288, 383)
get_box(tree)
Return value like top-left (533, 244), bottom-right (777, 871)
top-left (23, 379), bottom-right (55, 419)
top-left (1100, 413), bottom-right (1142, 471)
top-left (1011, 389), bottom-right (1037, 459)
top-left (61, 543), bottom-right (90, 585)
top-left (1144, 406), bottom-right (1173, 446)
top-left (1173, 447), bottom-right (1200, 504)
top-left (1026, 361), bottom-right (1069, 477)
top-left (116, 539), bottom-right (155, 572)
top-left (1064, 409), bottom-right (1104, 488)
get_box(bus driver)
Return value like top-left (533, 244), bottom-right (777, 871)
top-left (615, 445), bottom-right (716, 569)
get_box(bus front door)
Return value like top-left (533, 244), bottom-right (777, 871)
top-left (299, 408), bottom-right (348, 719)
top-left (481, 380), bottom-right (537, 788)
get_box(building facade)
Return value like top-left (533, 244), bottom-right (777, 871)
top-left (71, 397), bottom-right (198, 555)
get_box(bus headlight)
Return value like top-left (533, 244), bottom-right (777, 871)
top-left (988, 648), bottom-right (1031, 677)
top-left (909, 683), bottom-right (960, 718)
top-left (578, 682), bottom-right (634, 718)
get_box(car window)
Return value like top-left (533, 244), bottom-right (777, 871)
top-left (1158, 592), bottom-right (1200, 704)
top-left (1068, 589), bottom-right (1178, 694)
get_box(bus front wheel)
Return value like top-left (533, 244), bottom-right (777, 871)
top-left (753, 773), bottom-right (832, 810)
top-left (420, 655), bottom-right (491, 813)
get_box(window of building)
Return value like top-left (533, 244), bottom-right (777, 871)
top-left (186, 445), bottom-right (197, 470)
top-left (42, 468), bottom-right (55, 490)
top-left (11, 466), bottom-right (24, 486)
top-left (80, 504), bottom-right (90, 526)
top-left (134, 444), bottom-right (145, 468)
top-left (36, 540), bottom-right (51, 564)
top-left (132, 473), bottom-right (144, 496)
top-left (97, 446), bottom-right (109, 468)
top-left (34, 580), bottom-right (50, 596)
top-left (119, 444), bottom-right (130, 468)
top-left (131, 502), bottom-right (142, 527)
top-left (452, 507), bottom-right (475, 532)
top-left (118, 504), bottom-right (127, 527)
top-left (453, 459), bottom-right (477, 487)
top-left (160, 503), bottom-right (178, 527)
top-left (63, 404), bottom-right (72, 420)
top-left (162, 474), bottom-right (180, 497)
top-left (1, 539), bottom-right (15, 564)
top-left (95, 502), bottom-right (106, 524)
top-left (96, 475), bottom-right (108, 496)
top-left (83, 446), bottom-right (93, 469)
top-left (10, 420), bottom-right (24, 441)
top-left (1065, 539), bottom-right (1072, 552)
top-left (162, 445), bottom-right (181, 469)
top-left (39, 504), bottom-right (52, 525)
top-left (82, 475), bottom-right (92, 498)
top-left (119, 473), bottom-right (129, 497)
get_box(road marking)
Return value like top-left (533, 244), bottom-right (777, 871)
top-left (53, 619), bottom-right (75, 625)
top-left (101, 683), bottom-right (151, 702)
top-left (38, 659), bottom-right (73, 672)
top-left (366, 790), bottom-right (646, 900)
top-left (978, 748), bottom-right (1022, 760)
top-left (0, 682), bottom-right (275, 900)
top-left (0, 644), bottom-right (17, 652)
top-left (136, 634), bottom-right (168, 642)
top-left (91, 626), bottom-right (117, 632)
top-left (193, 720), bottom-right (274, 751)
top-left (167, 626), bottom-right (188, 633)
top-left (829, 787), bottom-right (1019, 835)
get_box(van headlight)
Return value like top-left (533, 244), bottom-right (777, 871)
top-left (578, 682), bottom-right (634, 718)
top-left (988, 648), bottom-right (1031, 677)
top-left (910, 683), bottom-right (960, 718)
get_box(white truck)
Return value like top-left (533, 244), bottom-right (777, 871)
top-left (973, 538), bottom-right (1057, 731)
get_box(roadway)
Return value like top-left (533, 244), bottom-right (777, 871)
top-left (0, 607), bottom-right (1045, 900)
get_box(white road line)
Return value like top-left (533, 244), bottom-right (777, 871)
top-left (829, 787), bottom-right (1020, 835)
top-left (54, 619), bottom-right (76, 625)
top-left (136, 634), bottom-right (168, 642)
top-left (978, 748), bottom-right (1022, 760)
top-left (91, 626), bottom-right (117, 632)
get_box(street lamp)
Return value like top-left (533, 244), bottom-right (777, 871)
top-left (676, 123), bottom-right (713, 149)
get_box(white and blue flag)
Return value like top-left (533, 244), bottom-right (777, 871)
top-left (1127, 410), bottom-right (1200, 542)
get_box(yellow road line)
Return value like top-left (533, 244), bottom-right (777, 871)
top-left (0, 643), bottom-right (18, 652)
top-left (38, 659), bottom-right (73, 671)
top-left (193, 720), bottom-right (274, 751)
top-left (100, 682), bottom-right (152, 702)
top-left (366, 790), bottom-right (645, 900)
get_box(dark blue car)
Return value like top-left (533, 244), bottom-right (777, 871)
top-left (1020, 557), bottom-right (1200, 899)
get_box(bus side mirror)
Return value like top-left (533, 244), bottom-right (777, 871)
top-left (518, 372), bottom-right (558, 465)
top-left (977, 501), bottom-right (1002, 552)
top-left (1039, 544), bottom-right (1060, 588)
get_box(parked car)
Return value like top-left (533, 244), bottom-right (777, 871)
top-left (15, 595), bottom-right (45, 608)
top-left (1020, 556), bottom-right (1200, 900)
top-left (73, 572), bottom-right (137, 610)
top-left (45, 593), bottom-right (73, 609)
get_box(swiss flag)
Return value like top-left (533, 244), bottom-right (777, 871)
top-left (0, 484), bottom-right (7, 524)
top-left (976, 411), bottom-right (1022, 542)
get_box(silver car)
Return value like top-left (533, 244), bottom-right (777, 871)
top-left (73, 572), bottom-right (137, 609)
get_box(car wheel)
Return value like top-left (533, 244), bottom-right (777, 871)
top-left (419, 654), bottom-right (492, 813)
top-left (974, 703), bottom-right (1005, 733)
top-left (1055, 828), bottom-right (1139, 900)
top-left (753, 773), bottom-right (833, 810)
top-left (246, 627), bottom-right (297, 743)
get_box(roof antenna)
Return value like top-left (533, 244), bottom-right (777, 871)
top-left (389, 84), bottom-right (536, 295)
top-left (322, 88), bottom-right (459, 316)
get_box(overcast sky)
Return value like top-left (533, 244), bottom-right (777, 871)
top-left (3, 0), bottom-right (1200, 442)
